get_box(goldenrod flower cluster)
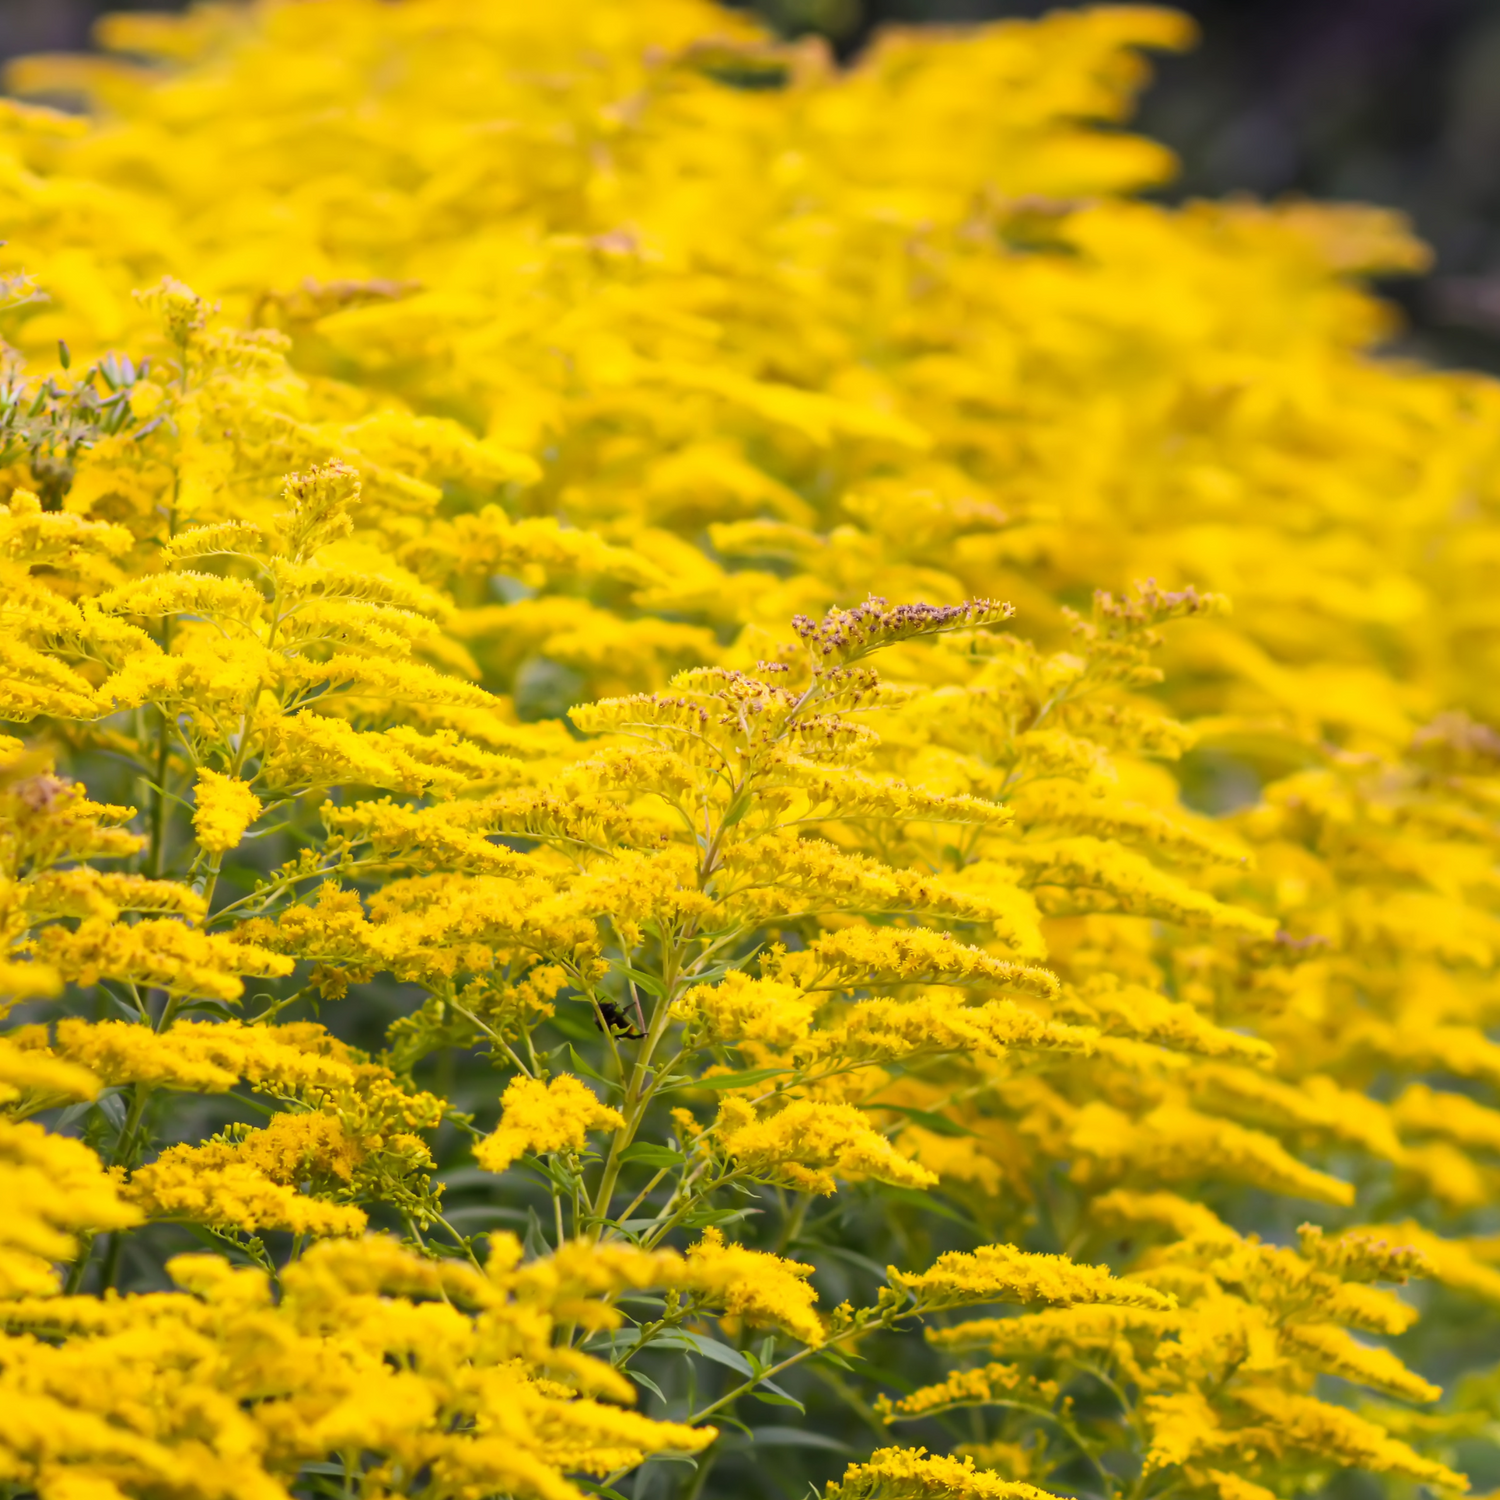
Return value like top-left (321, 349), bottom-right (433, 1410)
top-left (1, 4), bottom-right (1498, 1500)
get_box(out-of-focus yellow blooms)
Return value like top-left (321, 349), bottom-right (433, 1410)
top-left (2, 3), bottom-right (1499, 1499)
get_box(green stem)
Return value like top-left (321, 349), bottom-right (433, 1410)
top-left (772, 1191), bottom-right (810, 1255)
top-left (430, 1212), bottom-right (485, 1272)
top-left (147, 471), bottom-right (181, 878)
top-left (98, 1228), bottom-right (126, 1292)
top-left (636, 1169), bottom-right (742, 1251)
top-left (67, 1082), bottom-right (155, 1296)
top-left (450, 1001), bottom-right (534, 1079)
top-left (678, 1446), bottom-right (718, 1500)
top-left (148, 705), bottom-right (172, 878)
top-left (207, 853), bottom-right (380, 927)
top-left (62, 1233), bottom-right (96, 1295)
top-left (553, 1173), bottom-right (568, 1249)
top-left (598, 1306), bottom-right (901, 1492)
top-left (608, 1164), bottom-right (674, 1231)
top-left (690, 1309), bottom-right (890, 1424)
top-left (111, 1082), bottom-right (152, 1169)
top-left (588, 939), bottom-right (683, 1232)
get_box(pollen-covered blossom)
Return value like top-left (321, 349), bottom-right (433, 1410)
top-left (683, 1227), bottom-right (824, 1346)
top-left (23, 1017), bottom-right (372, 1094)
top-left (715, 1095), bottom-right (940, 1196)
top-left (673, 973), bottom-right (820, 1050)
top-left (0, 1030), bottom-right (96, 1113)
top-left (827, 1448), bottom-right (1057, 1500)
top-left (889, 1243), bottom-right (1174, 1313)
top-left (127, 1125), bottom-right (370, 1237)
top-left (769, 927), bottom-right (1060, 998)
top-left (31, 916), bottom-right (293, 1003)
top-left (1144, 1390), bottom-right (1464, 1490)
top-left (190, 769), bottom-right (264, 853)
top-left (920, 1222), bottom-right (1461, 1495)
top-left (0, 1117), bottom-right (140, 1295)
top-left (477, 1075), bottom-right (626, 1173)
top-left (876, 1364), bottom-right (1060, 1423)
top-left (0, 1235), bottom-right (717, 1500)
top-left (1, 1), bottom-right (1499, 1498)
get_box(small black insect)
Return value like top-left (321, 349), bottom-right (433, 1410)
top-left (593, 998), bottom-right (646, 1040)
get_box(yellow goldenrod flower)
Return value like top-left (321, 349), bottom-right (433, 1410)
top-left (477, 1074), bottom-right (626, 1173)
top-left (682, 1226), bottom-right (824, 1345)
top-left (1, 2), bottom-right (1498, 1496)
top-left (716, 1095), bottom-right (940, 1196)
top-left (190, 768), bottom-right (264, 854)
top-left (0, 1119), bottom-right (140, 1295)
top-left (827, 1447), bottom-right (1058, 1500)
top-left (889, 1242), bottom-right (1174, 1314)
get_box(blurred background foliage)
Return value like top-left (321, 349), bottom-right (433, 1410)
top-left (5, 0), bottom-right (1498, 372)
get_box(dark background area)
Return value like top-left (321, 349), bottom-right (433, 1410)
top-left (4, 0), bottom-right (1500, 369)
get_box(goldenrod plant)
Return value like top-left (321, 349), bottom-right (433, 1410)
top-left (2, 6), bottom-right (1499, 1500)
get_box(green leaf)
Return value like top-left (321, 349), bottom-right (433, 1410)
top-left (438, 1166), bottom-right (506, 1191)
top-left (620, 1143), bottom-right (687, 1168)
top-left (642, 1329), bottom-right (754, 1376)
top-left (442, 1205), bottom-right (528, 1229)
top-left (566, 1044), bottom-right (614, 1089)
top-left (630, 1369), bottom-right (668, 1404)
top-left (746, 1427), bottom-right (850, 1453)
top-left (752, 1389), bottom-right (806, 1412)
top-left (801, 1242), bottom-right (888, 1281)
top-left (99, 988), bottom-right (143, 1023)
top-left (718, 793), bottom-right (753, 830)
top-left (521, 1151), bottom-right (583, 1193)
top-left (546, 1013), bottom-right (598, 1045)
top-left (580, 1329), bottom-right (631, 1356)
top-left (870, 1184), bottom-right (980, 1233)
top-left (56, 1088), bottom-right (122, 1132)
top-left (619, 965), bottom-right (667, 998)
top-left (522, 1205), bottom-right (551, 1260)
top-left (669, 1066), bottom-right (792, 1093)
top-left (681, 1207), bottom-right (760, 1229)
top-left (174, 997), bottom-right (240, 1020)
top-left (816, 1350), bottom-right (864, 1374)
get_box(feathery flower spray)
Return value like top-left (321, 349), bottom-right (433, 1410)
top-left (1, 5), bottom-right (1498, 1500)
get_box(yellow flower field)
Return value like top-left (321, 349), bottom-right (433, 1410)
top-left (3, 5), bottom-right (1500, 1500)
